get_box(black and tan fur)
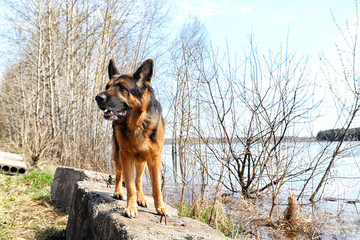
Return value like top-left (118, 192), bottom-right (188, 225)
top-left (95, 59), bottom-right (167, 218)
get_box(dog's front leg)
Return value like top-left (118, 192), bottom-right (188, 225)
top-left (112, 134), bottom-right (123, 200)
top-left (121, 154), bottom-right (138, 218)
top-left (147, 155), bottom-right (167, 215)
top-left (113, 157), bottom-right (124, 200)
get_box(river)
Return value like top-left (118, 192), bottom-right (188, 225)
top-left (143, 141), bottom-right (360, 239)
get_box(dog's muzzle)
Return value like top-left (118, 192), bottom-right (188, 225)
top-left (95, 93), bottom-right (129, 120)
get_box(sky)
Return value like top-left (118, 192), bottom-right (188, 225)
top-left (0, 0), bottom-right (358, 136)
top-left (172, 0), bottom-right (359, 135)
top-left (174, 0), bottom-right (354, 56)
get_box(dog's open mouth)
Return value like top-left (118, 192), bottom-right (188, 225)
top-left (103, 108), bottom-right (128, 120)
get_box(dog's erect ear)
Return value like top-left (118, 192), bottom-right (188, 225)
top-left (133, 59), bottom-right (154, 88)
top-left (108, 59), bottom-right (120, 79)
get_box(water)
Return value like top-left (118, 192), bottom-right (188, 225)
top-left (154, 141), bottom-right (360, 239)
top-left (159, 141), bottom-right (360, 199)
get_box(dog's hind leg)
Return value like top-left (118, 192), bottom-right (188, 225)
top-left (147, 155), bottom-right (167, 215)
top-left (135, 161), bottom-right (148, 207)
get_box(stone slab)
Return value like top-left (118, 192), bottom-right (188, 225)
top-left (66, 180), bottom-right (228, 240)
top-left (50, 166), bottom-right (228, 240)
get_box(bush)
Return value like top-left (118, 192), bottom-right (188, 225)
top-left (174, 197), bottom-right (245, 238)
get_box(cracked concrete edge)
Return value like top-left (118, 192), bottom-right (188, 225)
top-left (66, 180), bottom-right (228, 240)
top-left (51, 166), bottom-right (228, 240)
top-left (50, 166), bottom-right (114, 212)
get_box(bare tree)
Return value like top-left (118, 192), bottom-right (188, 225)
top-left (307, 1), bottom-right (360, 201)
top-left (0, 0), bottom-right (169, 171)
top-left (197, 36), bottom-right (317, 214)
top-left (167, 16), bottom-right (209, 202)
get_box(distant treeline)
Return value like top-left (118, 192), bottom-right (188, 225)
top-left (164, 136), bottom-right (315, 145)
top-left (316, 128), bottom-right (360, 141)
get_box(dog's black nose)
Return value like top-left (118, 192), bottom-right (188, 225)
top-left (95, 93), bottom-right (107, 103)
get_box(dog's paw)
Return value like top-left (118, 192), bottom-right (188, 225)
top-left (124, 206), bottom-right (138, 218)
top-left (137, 194), bottom-right (148, 207)
top-left (137, 199), bottom-right (148, 208)
top-left (156, 207), bottom-right (168, 216)
top-left (113, 192), bottom-right (124, 200)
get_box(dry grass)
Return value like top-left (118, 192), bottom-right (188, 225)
top-left (274, 195), bottom-right (321, 239)
top-left (175, 197), bottom-right (249, 239)
top-left (223, 195), bottom-right (323, 239)
top-left (0, 170), bottom-right (67, 240)
top-left (0, 138), bottom-right (23, 154)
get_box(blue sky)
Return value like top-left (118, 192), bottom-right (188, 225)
top-left (172, 0), bottom-right (359, 135)
top-left (174, 0), bottom-right (355, 57)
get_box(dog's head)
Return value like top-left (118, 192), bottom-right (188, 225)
top-left (95, 59), bottom-right (154, 121)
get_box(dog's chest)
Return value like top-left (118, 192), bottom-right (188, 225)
top-left (116, 127), bottom-right (150, 155)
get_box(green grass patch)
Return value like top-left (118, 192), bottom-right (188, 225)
top-left (6, 170), bottom-right (55, 200)
top-left (23, 171), bottom-right (54, 199)
top-left (0, 170), bottom-right (67, 240)
top-left (23, 171), bottom-right (54, 189)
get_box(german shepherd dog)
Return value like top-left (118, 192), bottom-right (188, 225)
top-left (95, 59), bottom-right (167, 218)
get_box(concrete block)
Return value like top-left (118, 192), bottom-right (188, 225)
top-left (50, 166), bottom-right (114, 212)
top-left (51, 166), bottom-right (228, 240)
top-left (0, 152), bottom-right (27, 175)
top-left (66, 180), bottom-right (228, 240)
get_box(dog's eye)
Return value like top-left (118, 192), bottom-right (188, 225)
top-left (105, 84), bottom-right (110, 90)
top-left (115, 83), bottom-right (128, 92)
